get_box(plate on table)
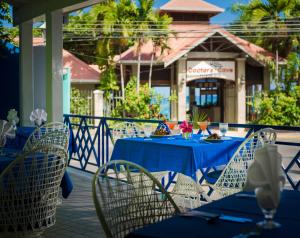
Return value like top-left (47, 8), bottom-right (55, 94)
top-left (150, 134), bottom-right (172, 138)
top-left (203, 138), bottom-right (224, 143)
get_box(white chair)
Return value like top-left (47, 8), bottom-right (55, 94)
top-left (208, 128), bottom-right (277, 199)
top-left (0, 144), bottom-right (67, 238)
top-left (111, 122), bottom-right (144, 144)
top-left (171, 128), bottom-right (277, 203)
top-left (23, 122), bottom-right (69, 152)
top-left (171, 173), bottom-right (211, 211)
top-left (0, 120), bottom-right (14, 147)
top-left (92, 160), bottom-right (180, 238)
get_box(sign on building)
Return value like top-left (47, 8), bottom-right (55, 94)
top-left (187, 61), bottom-right (235, 81)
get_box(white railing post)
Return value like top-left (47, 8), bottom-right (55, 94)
top-left (94, 90), bottom-right (104, 126)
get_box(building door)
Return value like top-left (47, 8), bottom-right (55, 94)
top-left (187, 78), bottom-right (224, 122)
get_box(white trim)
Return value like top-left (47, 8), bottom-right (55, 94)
top-left (71, 79), bottom-right (99, 84)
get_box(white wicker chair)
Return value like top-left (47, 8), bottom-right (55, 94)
top-left (92, 160), bottom-right (180, 238)
top-left (0, 120), bottom-right (14, 147)
top-left (0, 144), bottom-right (67, 238)
top-left (23, 122), bottom-right (69, 152)
top-left (209, 128), bottom-right (277, 199)
top-left (171, 128), bottom-right (277, 203)
top-left (171, 173), bottom-right (211, 211)
top-left (111, 122), bottom-right (144, 144)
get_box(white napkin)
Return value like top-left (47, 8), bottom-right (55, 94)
top-left (30, 109), bottom-right (47, 127)
top-left (243, 144), bottom-right (285, 210)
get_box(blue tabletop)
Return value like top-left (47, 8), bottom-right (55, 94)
top-left (111, 135), bottom-right (244, 180)
top-left (127, 190), bottom-right (300, 238)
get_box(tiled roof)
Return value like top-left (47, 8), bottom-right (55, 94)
top-left (159, 0), bottom-right (224, 14)
top-left (117, 24), bottom-right (275, 67)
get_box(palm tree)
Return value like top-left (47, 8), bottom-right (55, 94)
top-left (148, 13), bottom-right (172, 88)
top-left (95, 0), bottom-right (137, 99)
top-left (134, 0), bottom-right (157, 92)
top-left (232, 0), bottom-right (300, 57)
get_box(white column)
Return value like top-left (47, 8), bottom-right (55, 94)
top-left (46, 9), bottom-right (63, 122)
top-left (19, 20), bottom-right (34, 126)
top-left (236, 58), bottom-right (246, 124)
top-left (177, 58), bottom-right (187, 121)
top-left (170, 63), bottom-right (177, 121)
top-left (93, 90), bottom-right (104, 126)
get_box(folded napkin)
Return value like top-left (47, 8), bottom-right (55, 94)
top-left (30, 108), bottom-right (47, 127)
top-left (0, 120), bottom-right (15, 146)
top-left (243, 144), bottom-right (285, 210)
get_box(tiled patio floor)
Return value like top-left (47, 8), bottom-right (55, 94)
top-left (43, 168), bottom-right (105, 238)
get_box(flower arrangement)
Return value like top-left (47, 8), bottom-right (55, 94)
top-left (179, 121), bottom-right (193, 139)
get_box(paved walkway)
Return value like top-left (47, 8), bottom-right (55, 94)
top-left (43, 169), bottom-right (105, 238)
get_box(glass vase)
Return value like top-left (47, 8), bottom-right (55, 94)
top-left (182, 132), bottom-right (192, 140)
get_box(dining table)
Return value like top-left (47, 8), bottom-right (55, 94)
top-left (110, 134), bottom-right (244, 184)
top-left (126, 190), bottom-right (300, 238)
top-left (3, 126), bottom-right (74, 198)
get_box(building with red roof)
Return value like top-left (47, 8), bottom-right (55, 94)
top-left (117, 0), bottom-right (276, 123)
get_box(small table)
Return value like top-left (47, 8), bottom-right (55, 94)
top-left (127, 190), bottom-right (300, 238)
top-left (111, 135), bottom-right (243, 183)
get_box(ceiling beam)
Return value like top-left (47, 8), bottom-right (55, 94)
top-left (10, 0), bottom-right (103, 25)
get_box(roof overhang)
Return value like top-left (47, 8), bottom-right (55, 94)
top-left (4, 0), bottom-right (103, 25)
top-left (164, 30), bottom-right (217, 67)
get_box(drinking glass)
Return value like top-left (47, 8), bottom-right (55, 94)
top-left (255, 186), bottom-right (282, 229)
top-left (143, 124), bottom-right (153, 137)
top-left (197, 121), bottom-right (208, 136)
top-left (219, 123), bottom-right (228, 137)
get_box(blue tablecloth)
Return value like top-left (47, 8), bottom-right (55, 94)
top-left (127, 190), bottom-right (300, 238)
top-left (4, 127), bottom-right (74, 198)
top-left (111, 135), bottom-right (244, 180)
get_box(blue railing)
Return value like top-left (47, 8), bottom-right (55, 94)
top-left (64, 114), bottom-right (300, 190)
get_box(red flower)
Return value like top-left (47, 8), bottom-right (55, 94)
top-left (179, 120), bottom-right (193, 133)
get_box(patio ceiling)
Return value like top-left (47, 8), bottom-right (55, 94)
top-left (4, 0), bottom-right (103, 25)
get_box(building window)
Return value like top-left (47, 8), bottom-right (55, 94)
top-left (196, 80), bottom-right (220, 107)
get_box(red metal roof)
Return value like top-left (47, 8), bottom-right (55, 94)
top-left (15, 37), bottom-right (100, 83)
top-left (159, 0), bottom-right (224, 14)
top-left (117, 24), bottom-right (275, 67)
top-left (63, 50), bottom-right (100, 83)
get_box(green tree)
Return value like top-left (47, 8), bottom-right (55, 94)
top-left (112, 76), bottom-right (162, 119)
top-left (0, 2), bottom-right (12, 52)
top-left (253, 87), bottom-right (300, 126)
top-left (148, 13), bottom-right (172, 88)
top-left (232, 0), bottom-right (300, 57)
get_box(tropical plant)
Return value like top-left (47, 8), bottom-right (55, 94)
top-left (70, 88), bottom-right (89, 118)
top-left (112, 76), bottom-right (162, 119)
top-left (252, 86), bottom-right (300, 126)
top-left (190, 107), bottom-right (207, 129)
top-left (99, 65), bottom-right (119, 99)
top-left (148, 13), bottom-right (172, 88)
top-left (0, 2), bottom-right (12, 52)
top-left (232, 0), bottom-right (300, 58)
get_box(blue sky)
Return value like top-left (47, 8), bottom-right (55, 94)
top-left (154, 0), bottom-right (247, 23)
